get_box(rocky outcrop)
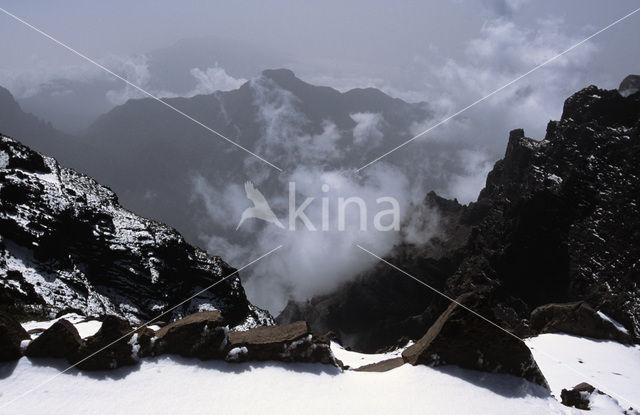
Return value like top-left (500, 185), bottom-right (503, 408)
top-left (530, 301), bottom-right (632, 343)
top-left (560, 382), bottom-right (598, 410)
top-left (0, 134), bottom-right (272, 329)
top-left (226, 321), bottom-right (338, 365)
top-left (153, 311), bottom-right (228, 360)
top-left (24, 319), bottom-right (83, 358)
top-left (71, 316), bottom-right (140, 370)
top-left (0, 312), bottom-right (29, 361)
top-left (402, 293), bottom-right (548, 388)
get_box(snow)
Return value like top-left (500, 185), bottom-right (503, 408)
top-left (526, 333), bottom-right (640, 411)
top-left (5, 318), bottom-right (639, 413)
top-left (0, 150), bottom-right (8, 169)
top-left (547, 174), bottom-right (563, 184)
top-left (225, 346), bottom-right (248, 361)
top-left (0, 356), bottom-right (567, 414)
top-left (22, 314), bottom-right (102, 339)
top-left (330, 341), bottom-right (412, 368)
top-left (596, 311), bottom-right (629, 334)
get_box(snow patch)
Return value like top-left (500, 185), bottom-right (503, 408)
top-left (0, 150), bottom-right (9, 169)
top-left (526, 333), bottom-right (640, 410)
top-left (596, 311), bottom-right (629, 334)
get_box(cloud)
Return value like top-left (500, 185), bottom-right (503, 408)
top-left (104, 54), bottom-right (152, 105)
top-left (403, 15), bottom-right (598, 203)
top-left (187, 65), bottom-right (247, 96)
top-left (192, 73), bottom-right (442, 313)
top-left (351, 112), bottom-right (384, 147)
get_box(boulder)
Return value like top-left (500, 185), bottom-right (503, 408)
top-left (402, 293), bottom-right (548, 388)
top-left (70, 315), bottom-right (138, 370)
top-left (153, 311), bottom-right (228, 360)
top-left (25, 319), bottom-right (83, 358)
top-left (560, 382), bottom-right (597, 410)
top-left (0, 312), bottom-right (30, 361)
top-left (131, 326), bottom-right (156, 359)
top-left (530, 301), bottom-right (632, 343)
top-left (226, 321), bottom-right (338, 366)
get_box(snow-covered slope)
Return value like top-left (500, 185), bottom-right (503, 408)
top-left (526, 333), bottom-right (640, 411)
top-left (0, 134), bottom-right (271, 328)
top-left (2, 318), bottom-right (639, 414)
top-left (0, 356), bottom-right (560, 414)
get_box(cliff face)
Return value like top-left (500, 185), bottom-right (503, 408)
top-left (450, 84), bottom-right (640, 336)
top-left (279, 83), bottom-right (640, 350)
top-left (0, 135), bottom-right (272, 328)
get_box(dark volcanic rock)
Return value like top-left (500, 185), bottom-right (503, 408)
top-left (446, 84), bottom-right (640, 340)
top-left (25, 319), bottom-right (83, 358)
top-left (153, 311), bottom-right (228, 360)
top-left (530, 301), bottom-right (632, 343)
top-left (0, 134), bottom-right (272, 329)
top-left (226, 321), bottom-right (338, 366)
top-left (71, 315), bottom-right (138, 370)
top-left (402, 293), bottom-right (548, 388)
top-left (560, 382), bottom-right (596, 410)
top-left (0, 312), bottom-right (29, 361)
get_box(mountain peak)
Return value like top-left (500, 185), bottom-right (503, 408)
top-left (261, 68), bottom-right (297, 82)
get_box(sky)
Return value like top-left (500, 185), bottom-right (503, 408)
top-left (1, 1), bottom-right (638, 92)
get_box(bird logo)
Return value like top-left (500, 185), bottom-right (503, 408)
top-left (236, 181), bottom-right (285, 230)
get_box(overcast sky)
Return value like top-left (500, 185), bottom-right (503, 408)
top-left (1, 1), bottom-right (638, 89)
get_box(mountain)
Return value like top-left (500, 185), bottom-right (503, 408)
top-left (68, 68), bottom-right (431, 246)
top-left (0, 133), bottom-right (271, 328)
top-left (15, 36), bottom-right (287, 133)
top-left (278, 81), bottom-right (640, 352)
top-left (0, 86), bottom-right (84, 163)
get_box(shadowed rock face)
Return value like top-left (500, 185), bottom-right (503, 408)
top-left (279, 82), bottom-right (640, 351)
top-left (226, 321), bottom-right (338, 365)
top-left (154, 310), bottom-right (228, 360)
top-left (0, 135), bottom-right (272, 329)
top-left (0, 312), bottom-right (30, 361)
top-left (402, 293), bottom-right (548, 388)
top-left (25, 319), bottom-right (83, 358)
top-left (529, 301), bottom-right (632, 343)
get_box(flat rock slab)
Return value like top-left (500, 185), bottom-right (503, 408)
top-left (355, 357), bottom-right (404, 372)
top-left (154, 311), bottom-right (227, 360)
top-left (228, 321), bottom-right (309, 345)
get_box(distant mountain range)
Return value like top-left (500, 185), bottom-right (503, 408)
top-left (0, 68), bottom-right (432, 248)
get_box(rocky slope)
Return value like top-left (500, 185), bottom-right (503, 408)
top-left (279, 80), bottom-right (640, 350)
top-left (0, 134), bottom-right (272, 328)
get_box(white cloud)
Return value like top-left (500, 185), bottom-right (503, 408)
top-left (187, 65), bottom-right (247, 96)
top-left (104, 54), bottom-right (152, 105)
top-left (350, 112), bottom-right (384, 146)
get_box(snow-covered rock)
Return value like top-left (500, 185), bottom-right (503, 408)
top-left (0, 135), bottom-right (272, 329)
